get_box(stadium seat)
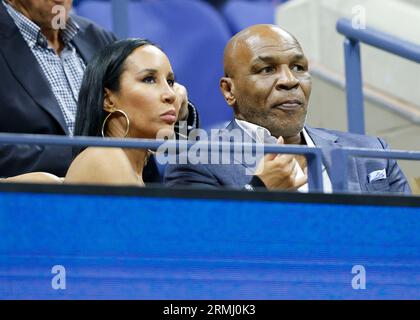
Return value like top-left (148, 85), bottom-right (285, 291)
top-left (73, 0), bottom-right (112, 31)
top-left (74, 0), bottom-right (233, 129)
top-left (221, 0), bottom-right (278, 34)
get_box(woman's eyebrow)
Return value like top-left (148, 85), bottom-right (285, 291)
top-left (136, 68), bottom-right (158, 75)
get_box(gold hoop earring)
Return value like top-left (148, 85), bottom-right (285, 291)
top-left (101, 109), bottom-right (130, 138)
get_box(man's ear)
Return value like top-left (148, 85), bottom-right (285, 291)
top-left (103, 88), bottom-right (116, 112)
top-left (220, 77), bottom-right (236, 107)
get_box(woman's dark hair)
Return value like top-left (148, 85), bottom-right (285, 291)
top-left (73, 38), bottom-right (155, 156)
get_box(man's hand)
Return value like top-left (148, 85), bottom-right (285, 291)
top-left (255, 137), bottom-right (307, 190)
top-left (173, 83), bottom-right (189, 122)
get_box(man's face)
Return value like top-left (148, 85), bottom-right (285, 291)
top-left (227, 27), bottom-right (312, 138)
top-left (10, 0), bottom-right (73, 29)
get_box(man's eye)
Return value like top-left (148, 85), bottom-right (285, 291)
top-left (143, 76), bottom-right (156, 83)
top-left (260, 66), bottom-right (275, 74)
top-left (291, 65), bottom-right (305, 72)
top-left (167, 79), bottom-right (175, 87)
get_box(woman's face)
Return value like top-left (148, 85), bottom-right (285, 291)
top-left (104, 45), bottom-right (179, 139)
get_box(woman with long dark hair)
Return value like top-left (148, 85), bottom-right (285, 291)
top-left (65, 38), bottom-right (186, 186)
top-left (3, 39), bottom-right (189, 185)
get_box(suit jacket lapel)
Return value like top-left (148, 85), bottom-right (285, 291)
top-left (0, 4), bottom-right (69, 134)
top-left (304, 126), bottom-right (339, 172)
top-left (223, 122), bottom-right (363, 192)
top-left (305, 126), bottom-right (362, 192)
top-left (71, 18), bottom-right (96, 62)
top-left (223, 120), bottom-right (261, 173)
top-left (225, 121), bottom-right (338, 178)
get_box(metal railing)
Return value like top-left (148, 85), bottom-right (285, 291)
top-left (336, 18), bottom-right (420, 135)
top-left (1, 133), bottom-right (420, 193)
top-left (0, 133), bottom-right (324, 191)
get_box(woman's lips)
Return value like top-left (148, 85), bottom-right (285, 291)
top-left (160, 110), bottom-right (177, 124)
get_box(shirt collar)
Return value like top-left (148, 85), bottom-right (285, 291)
top-left (234, 118), bottom-right (313, 146)
top-left (234, 118), bottom-right (331, 188)
top-left (234, 119), bottom-right (272, 144)
top-left (301, 127), bottom-right (316, 147)
top-left (3, 0), bottom-right (79, 49)
top-left (61, 16), bottom-right (80, 45)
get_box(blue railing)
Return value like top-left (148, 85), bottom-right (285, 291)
top-left (336, 18), bottom-right (420, 135)
top-left (0, 133), bottom-right (324, 192)
top-left (1, 133), bottom-right (420, 193)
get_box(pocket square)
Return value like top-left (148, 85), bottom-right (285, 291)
top-left (368, 169), bottom-right (387, 183)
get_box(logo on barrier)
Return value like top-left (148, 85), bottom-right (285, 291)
top-left (51, 265), bottom-right (66, 290)
top-left (351, 265), bottom-right (366, 290)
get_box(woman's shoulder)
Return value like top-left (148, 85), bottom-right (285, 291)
top-left (65, 147), bottom-right (138, 185)
top-left (1, 172), bottom-right (63, 184)
top-left (68, 147), bottom-right (129, 171)
top-left (74, 147), bottom-right (127, 162)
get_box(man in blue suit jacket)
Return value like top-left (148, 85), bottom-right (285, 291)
top-left (0, 0), bottom-right (116, 177)
top-left (164, 24), bottom-right (411, 194)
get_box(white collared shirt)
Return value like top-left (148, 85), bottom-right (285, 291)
top-left (235, 119), bottom-right (333, 193)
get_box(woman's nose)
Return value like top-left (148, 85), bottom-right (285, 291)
top-left (161, 86), bottom-right (176, 104)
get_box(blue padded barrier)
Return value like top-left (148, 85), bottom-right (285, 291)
top-left (0, 132), bottom-right (419, 299)
top-left (0, 184), bottom-right (419, 299)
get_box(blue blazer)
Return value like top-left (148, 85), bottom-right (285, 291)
top-left (0, 4), bottom-right (116, 177)
top-left (164, 120), bottom-right (412, 194)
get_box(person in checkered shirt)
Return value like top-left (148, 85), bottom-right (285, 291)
top-left (0, 0), bottom-right (197, 181)
top-left (0, 0), bottom-right (116, 178)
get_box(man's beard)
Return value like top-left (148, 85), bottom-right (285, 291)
top-left (237, 105), bottom-right (306, 138)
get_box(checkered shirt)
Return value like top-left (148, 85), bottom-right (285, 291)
top-left (3, 1), bottom-right (86, 135)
